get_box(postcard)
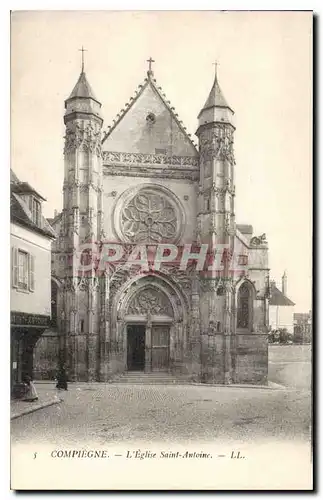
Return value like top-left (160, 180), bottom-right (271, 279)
top-left (10, 10), bottom-right (313, 491)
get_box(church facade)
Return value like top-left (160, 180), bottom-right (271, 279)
top-left (37, 59), bottom-right (270, 385)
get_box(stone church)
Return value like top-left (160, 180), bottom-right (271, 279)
top-left (35, 58), bottom-right (270, 385)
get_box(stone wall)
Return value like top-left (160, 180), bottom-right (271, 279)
top-left (102, 83), bottom-right (197, 157)
top-left (234, 334), bottom-right (268, 384)
top-left (33, 329), bottom-right (59, 380)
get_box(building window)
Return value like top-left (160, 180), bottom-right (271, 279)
top-left (29, 197), bottom-right (41, 226)
top-left (238, 254), bottom-right (248, 266)
top-left (12, 247), bottom-right (35, 292)
top-left (237, 282), bottom-right (252, 329)
top-left (155, 148), bottom-right (166, 155)
top-left (18, 250), bottom-right (28, 290)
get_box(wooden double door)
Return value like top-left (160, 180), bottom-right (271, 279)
top-left (127, 324), bottom-right (170, 372)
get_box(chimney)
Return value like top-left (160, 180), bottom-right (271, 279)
top-left (282, 271), bottom-right (287, 296)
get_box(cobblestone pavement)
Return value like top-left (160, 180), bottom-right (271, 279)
top-left (11, 383), bottom-right (311, 446)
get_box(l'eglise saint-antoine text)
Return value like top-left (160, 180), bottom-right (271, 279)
top-left (126, 450), bottom-right (212, 459)
top-left (50, 449), bottom-right (211, 459)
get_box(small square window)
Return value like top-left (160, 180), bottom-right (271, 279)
top-left (238, 255), bottom-right (248, 266)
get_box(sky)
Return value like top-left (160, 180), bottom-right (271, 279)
top-left (10, 10), bottom-right (312, 312)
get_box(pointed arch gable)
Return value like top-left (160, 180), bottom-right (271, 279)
top-left (111, 272), bottom-right (188, 325)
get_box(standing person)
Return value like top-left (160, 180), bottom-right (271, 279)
top-left (22, 374), bottom-right (38, 402)
top-left (56, 365), bottom-right (68, 390)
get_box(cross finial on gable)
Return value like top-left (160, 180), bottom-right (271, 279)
top-left (147, 57), bottom-right (155, 76)
top-left (79, 46), bottom-right (87, 73)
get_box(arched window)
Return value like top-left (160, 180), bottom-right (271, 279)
top-left (50, 279), bottom-right (58, 327)
top-left (237, 282), bottom-right (252, 330)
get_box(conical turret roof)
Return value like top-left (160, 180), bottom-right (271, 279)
top-left (198, 72), bottom-right (233, 118)
top-left (68, 71), bottom-right (100, 103)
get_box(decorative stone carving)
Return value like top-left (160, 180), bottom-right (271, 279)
top-left (120, 188), bottom-right (180, 243)
top-left (64, 120), bottom-right (102, 157)
top-left (199, 277), bottom-right (219, 293)
top-left (225, 213), bottom-right (235, 236)
top-left (161, 265), bottom-right (193, 294)
top-left (72, 207), bottom-right (79, 234)
top-left (250, 234), bottom-right (268, 246)
top-left (196, 217), bottom-right (202, 242)
top-left (199, 124), bottom-right (235, 165)
top-left (127, 287), bottom-right (173, 316)
top-left (108, 265), bottom-right (140, 298)
top-left (102, 151), bottom-right (199, 167)
top-left (103, 166), bottom-right (199, 182)
top-left (209, 214), bottom-right (217, 235)
top-left (208, 321), bottom-right (218, 335)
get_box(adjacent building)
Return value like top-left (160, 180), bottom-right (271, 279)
top-left (269, 271), bottom-right (295, 334)
top-left (34, 59), bottom-right (271, 385)
top-left (10, 170), bottom-right (56, 387)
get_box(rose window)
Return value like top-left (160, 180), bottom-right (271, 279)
top-left (120, 189), bottom-right (179, 243)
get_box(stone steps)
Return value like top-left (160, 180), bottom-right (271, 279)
top-left (111, 372), bottom-right (189, 385)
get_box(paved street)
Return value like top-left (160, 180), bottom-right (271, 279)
top-left (269, 344), bottom-right (312, 389)
top-left (11, 382), bottom-right (310, 446)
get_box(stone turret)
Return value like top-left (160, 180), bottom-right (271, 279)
top-left (61, 64), bottom-right (104, 381)
top-left (195, 66), bottom-right (236, 384)
top-left (196, 66), bottom-right (236, 249)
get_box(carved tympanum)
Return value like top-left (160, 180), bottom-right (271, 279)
top-left (127, 287), bottom-right (173, 316)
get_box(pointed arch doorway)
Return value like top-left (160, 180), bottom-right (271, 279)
top-left (126, 320), bottom-right (171, 372)
top-left (125, 284), bottom-right (173, 372)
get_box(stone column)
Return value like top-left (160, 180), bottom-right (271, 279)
top-left (145, 312), bottom-right (152, 373)
top-left (172, 320), bottom-right (184, 374)
top-left (99, 273), bottom-right (109, 381)
top-left (223, 282), bottom-right (233, 384)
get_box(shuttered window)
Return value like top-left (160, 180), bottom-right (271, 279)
top-left (12, 247), bottom-right (18, 288)
top-left (29, 196), bottom-right (42, 226)
top-left (18, 250), bottom-right (29, 290)
top-left (11, 247), bottom-right (35, 292)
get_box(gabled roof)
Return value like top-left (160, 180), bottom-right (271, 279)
top-left (68, 71), bottom-right (100, 103)
top-left (198, 72), bottom-right (233, 119)
top-left (102, 72), bottom-right (198, 153)
top-left (11, 192), bottom-right (56, 239)
top-left (10, 169), bottom-right (20, 184)
top-left (269, 284), bottom-right (295, 307)
top-left (11, 181), bottom-right (46, 201)
top-left (10, 168), bottom-right (47, 200)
